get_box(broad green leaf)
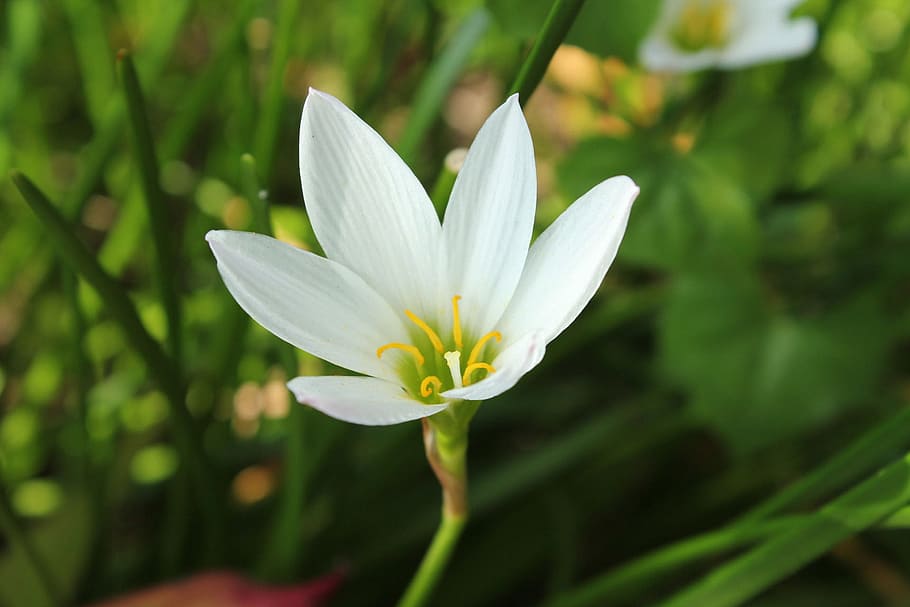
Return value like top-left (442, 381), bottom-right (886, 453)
top-left (0, 491), bottom-right (92, 607)
top-left (660, 273), bottom-right (892, 453)
top-left (559, 136), bottom-right (759, 269)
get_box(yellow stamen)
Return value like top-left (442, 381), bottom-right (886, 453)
top-left (420, 376), bottom-right (443, 398)
top-left (463, 362), bottom-right (495, 385)
top-left (376, 343), bottom-right (425, 366)
top-left (466, 331), bottom-right (502, 369)
top-left (405, 309), bottom-right (445, 353)
top-left (452, 295), bottom-right (463, 350)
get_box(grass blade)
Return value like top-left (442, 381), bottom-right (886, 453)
top-left (117, 51), bottom-right (182, 367)
top-left (739, 404), bottom-right (910, 523)
top-left (544, 517), bottom-right (805, 607)
top-left (396, 8), bottom-right (491, 165)
top-left (10, 171), bottom-right (222, 560)
top-left (11, 171), bottom-right (173, 383)
top-left (253, 0), bottom-right (301, 183)
top-left (658, 451), bottom-right (910, 607)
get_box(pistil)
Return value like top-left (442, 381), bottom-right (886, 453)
top-left (444, 351), bottom-right (464, 390)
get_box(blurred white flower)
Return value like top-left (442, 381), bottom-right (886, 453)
top-left (640, 0), bottom-right (817, 72)
top-left (207, 90), bottom-right (638, 426)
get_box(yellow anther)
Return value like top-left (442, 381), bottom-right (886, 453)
top-left (405, 309), bottom-right (445, 354)
top-left (466, 331), bottom-right (502, 369)
top-left (420, 376), bottom-right (443, 398)
top-left (376, 343), bottom-right (425, 366)
top-left (452, 295), bottom-right (463, 350)
top-left (463, 362), bottom-right (495, 385)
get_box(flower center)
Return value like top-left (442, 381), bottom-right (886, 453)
top-left (671, 0), bottom-right (732, 52)
top-left (376, 295), bottom-right (502, 403)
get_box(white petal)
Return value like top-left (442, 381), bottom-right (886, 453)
top-left (639, 36), bottom-right (724, 72)
top-left (498, 176), bottom-right (638, 344)
top-left (441, 331), bottom-right (545, 401)
top-left (638, 0), bottom-right (722, 72)
top-left (719, 18), bottom-right (817, 68)
top-left (207, 230), bottom-right (408, 382)
top-left (639, 0), bottom-right (817, 73)
top-left (441, 95), bottom-right (536, 336)
top-left (299, 89), bottom-right (443, 319)
top-left (288, 376), bottom-right (448, 426)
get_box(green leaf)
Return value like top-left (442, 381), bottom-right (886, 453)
top-left (0, 490), bottom-right (92, 607)
top-left (693, 95), bottom-right (792, 201)
top-left (559, 136), bottom-right (759, 270)
top-left (659, 273), bottom-right (892, 453)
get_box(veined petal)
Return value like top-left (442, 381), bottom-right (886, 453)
top-left (207, 230), bottom-right (407, 382)
top-left (288, 376), bottom-right (448, 426)
top-left (441, 331), bottom-right (545, 401)
top-left (442, 94), bottom-right (536, 336)
top-left (498, 176), bottom-right (638, 344)
top-left (299, 89), bottom-right (443, 319)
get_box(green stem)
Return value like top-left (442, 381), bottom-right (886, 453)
top-left (241, 154), bottom-right (311, 580)
top-left (508, 0), bottom-right (586, 106)
top-left (396, 413), bottom-right (473, 607)
top-left (397, 512), bottom-right (467, 607)
top-left (429, 148), bottom-right (467, 219)
top-left (0, 484), bottom-right (61, 605)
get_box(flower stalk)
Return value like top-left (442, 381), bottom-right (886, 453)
top-left (509, 0), bottom-right (587, 106)
top-left (395, 411), bottom-right (475, 607)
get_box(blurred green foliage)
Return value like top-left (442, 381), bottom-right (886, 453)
top-left (1, 0), bottom-right (909, 606)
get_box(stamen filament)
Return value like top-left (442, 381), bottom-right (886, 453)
top-left (376, 342), bottom-right (425, 366)
top-left (405, 309), bottom-right (445, 353)
top-left (466, 331), bottom-right (502, 369)
top-left (452, 295), bottom-right (463, 350)
top-left (420, 376), bottom-right (443, 398)
top-left (463, 362), bottom-right (495, 385)
top-left (443, 351), bottom-right (464, 390)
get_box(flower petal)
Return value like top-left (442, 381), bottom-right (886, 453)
top-left (639, 36), bottom-right (724, 72)
top-left (719, 17), bottom-right (816, 69)
top-left (638, 0), bottom-right (817, 73)
top-left (441, 331), bottom-right (545, 401)
top-left (498, 176), bottom-right (638, 345)
top-left (299, 89), bottom-right (443, 318)
top-left (442, 94), bottom-right (536, 336)
top-left (207, 230), bottom-right (408, 381)
top-left (288, 376), bottom-right (448, 425)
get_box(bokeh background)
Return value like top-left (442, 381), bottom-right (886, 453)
top-left (2, 0), bottom-right (910, 605)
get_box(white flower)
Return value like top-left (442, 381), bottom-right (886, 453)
top-left (639, 0), bottom-right (817, 72)
top-left (206, 90), bottom-right (638, 426)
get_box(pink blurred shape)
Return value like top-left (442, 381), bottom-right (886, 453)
top-left (89, 570), bottom-right (344, 607)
